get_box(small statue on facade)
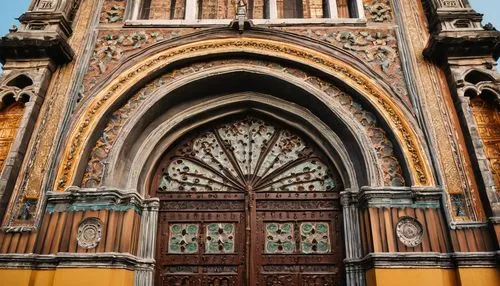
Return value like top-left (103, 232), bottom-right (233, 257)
top-left (17, 200), bottom-right (32, 220)
top-left (230, 0), bottom-right (251, 33)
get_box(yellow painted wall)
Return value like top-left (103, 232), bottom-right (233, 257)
top-left (367, 268), bottom-right (499, 286)
top-left (457, 268), bottom-right (500, 286)
top-left (1, 267), bottom-right (498, 285)
top-left (0, 268), bottom-right (134, 286)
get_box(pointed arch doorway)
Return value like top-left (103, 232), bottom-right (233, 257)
top-left (151, 116), bottom-right (345, 286)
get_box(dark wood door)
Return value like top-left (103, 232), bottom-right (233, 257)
top-left (153, 117), bottom-right (344, 286)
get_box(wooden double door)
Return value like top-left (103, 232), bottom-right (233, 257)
top-left (152, 117), bottom-right (345, 285)
top-left (155, 190), bottom-right (343, 286)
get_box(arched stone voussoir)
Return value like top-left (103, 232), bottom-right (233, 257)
top-left (83, 63), bottom-right (404, 193)
top-left (55, 38), bottom-right (435, 193)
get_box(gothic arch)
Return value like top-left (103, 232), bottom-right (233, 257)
top-left (55, 36), bottom-right (434, 193)
top-left (106, 92), bottom-right (369, 192)
top-left (95, 64), bottom-right (395, 193)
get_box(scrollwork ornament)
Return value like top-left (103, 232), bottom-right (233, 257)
top-left (395, 216), bottom-right (423, 247)
top-left (77, 217), bottom-right (103, 249)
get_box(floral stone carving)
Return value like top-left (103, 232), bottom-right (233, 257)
top-left (77, 217), bottom-right (103, 249)
top-left (364, 0), bottom-right (393, 22)
top-left (395, 216), bottom-right (423, 247)
top-left (100, 0), bottom-right (126, 23)
top-left (82, 59), bottom-right (406, 189)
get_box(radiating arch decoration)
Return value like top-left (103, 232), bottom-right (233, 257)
top-left (56, 37), bottom-right (434, 192)
top-left (155, 117), bottom-right (338, 193)
top-left (81, 58), bottom-right (405, 189)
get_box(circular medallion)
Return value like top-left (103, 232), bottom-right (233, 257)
top-left (77, 217), bottom-right (103, 249)
top-left (395, 216), bottom-right (423, 247)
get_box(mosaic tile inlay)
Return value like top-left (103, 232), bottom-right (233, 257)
top-left (300, 222), bottom-right (331, 254)
top-left (168, 224), bottom-right (199, 254)
top-left (206, 223), bottom-right (236, 254)
top-left (265, 222), bottom-right (295, 254)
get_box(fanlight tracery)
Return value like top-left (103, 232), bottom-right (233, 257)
top-left (156, 117), bottom-right (338, 193)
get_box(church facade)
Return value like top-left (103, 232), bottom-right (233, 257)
top-left (0, 0), bottom-right (498, 285)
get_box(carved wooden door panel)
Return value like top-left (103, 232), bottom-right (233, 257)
top-left (156, 193), bottom-right (246, 285)
top-left (255, 192), bottom-right (343, 285)
top-left (153, 117), bottom-right (344, 286)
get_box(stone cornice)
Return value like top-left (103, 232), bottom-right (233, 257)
top-left (424, 30), bottom-right (500, 62)
top-left (45, 187), bottom-right (159, 213)
top-left (346, 251), bottom-right (499, 269)
top-left (342, 186), bottom-right (443, 208)
top-left (0, 33), bottom-right (74, 65)
top-left (1, 251), bottom-right (496, 270)
top-left (0, 252), bottom-right (154, 270)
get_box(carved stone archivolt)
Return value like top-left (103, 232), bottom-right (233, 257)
top-left (81, 59), bottom-right (405, 188)
top-left (77, 217), bottom-right (103, 249)
top-left (57, 38), bottom-right (433, 193)
top-left (395, 216), bottom-right (423, 247)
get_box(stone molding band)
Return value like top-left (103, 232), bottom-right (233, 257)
top-left (54, 37), bottom-right (434, 195)
top-left (0, 251), bottom-right (496, 270)
top-left (349, 252), bottom-right (500, 269)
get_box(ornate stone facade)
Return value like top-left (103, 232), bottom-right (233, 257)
top-left (0, 0), bottom-right (498, 286)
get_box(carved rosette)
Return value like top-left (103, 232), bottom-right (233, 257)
top-left (77, 217), bottom-right (103, 249)
top-left (395, 216), bottom-right (423, 247)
